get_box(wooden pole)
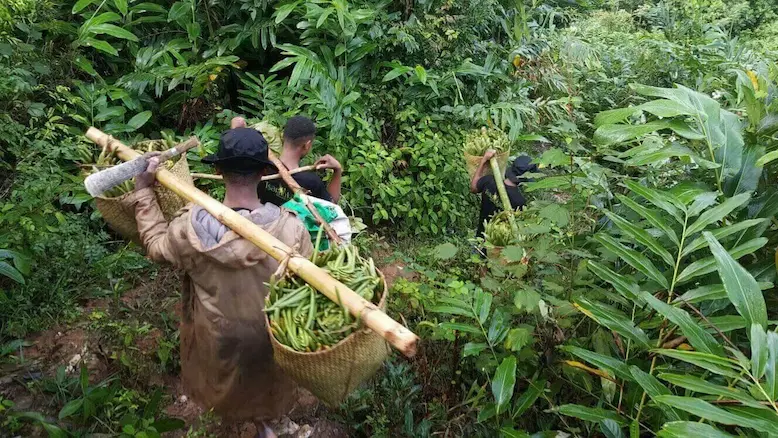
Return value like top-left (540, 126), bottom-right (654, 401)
top-left (191, 164), bottom-right (326, 181)
top-left (489, 157), bottom-right (520, 237)
top-left (85, 127), bottom-right (417, 358)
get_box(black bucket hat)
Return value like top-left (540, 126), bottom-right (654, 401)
top-left (506, 155), bottom-right (537, 184)
top-left (202, 128), bottom-right (276, 174)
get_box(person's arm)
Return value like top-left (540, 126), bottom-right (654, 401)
top-left (470, 149), bottom-right (496, 193)
top-left (127, 157), bottom-right (180, 266)
top-left (315, 154), bottom-right (342, 203)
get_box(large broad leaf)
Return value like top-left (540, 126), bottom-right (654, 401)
top-left (594, 234), bottom-right (669, 288)
top-left (639, 292), bottom-right (722, 355)
top-left (0, 261), bottom-right (25, 284)
top-left (704, 233), bottom-right (768, 330)
top-left (653, 350), bottom-right (742, 379)
top-left (765, 331), bottom-right (778, 401)
top-left (724, 145), bottom-right (763, 197)
top-left (594, 120), bottom-right (672, 146)
top-left (556, 404), bottom-right (626, 425)
top-left (751, 324), bottom-right (768, 379)
top-left (685, 193), bottom-right (750, 236)
top-left (492, 356), bottom-right (517, 413)
top-left (89, 23), bottom-right (138, 41)
top-left (639, 99), bottom-right (696, 119)
top-left (604, 211), bottom-right (675, 266)
top-left (617, 195), bottom-right (679, 246)
top-left (559, 346), bottom-right (632, 381)
top-left (600, 419), bottom-right (625, 438)
top-left (715, 111), bottom-right (745, 183)
top-left (594, 107), bottom-right (640, 127)
top-left (574, 297), bottom-right (650, 349)
top-left (622, 181), bottom-right (684, 224)
top-left (629, 366), bottom-right (681, 421)
top-left (587, 261), bottom-right (640, 301)
top-left (657, 373), bottom-right (758, 407)
top-left (657, 421), bottom-right (735, 438)
top-left (512, 379), bottom-right (546, 419)
top-left (681, 219), bottom-right (767, 257)
top-left (654, 396), bottom-right (778, 434)
top-left (432, 243), bottom-right (458, 260)
top-left (676, 237), bottom-right (767, 284)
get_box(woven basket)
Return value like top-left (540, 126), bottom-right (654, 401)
top-left (95, 155), bottom-right (193, 243)
top-left (464, 150), bottom-right (510, 179)
top-left (268, 273), bottom-right (391, 407)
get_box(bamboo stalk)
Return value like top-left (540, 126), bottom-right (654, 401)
top-left (489, 157), bottom-right (520, 237)
top-left (85, 127), bottom-right (418, 358)
top-left (191, 164), bottom-right (326, 182)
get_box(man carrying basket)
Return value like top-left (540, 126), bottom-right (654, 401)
top-left (126, 126), bottom-right (312, 438)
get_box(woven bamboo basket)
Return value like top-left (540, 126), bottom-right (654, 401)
top-left (95, 145), bottom-right (193, 243)
top-left (464, 150), bottom-right (510, 179)
top-left (268, 272), bottom-right (391, 407)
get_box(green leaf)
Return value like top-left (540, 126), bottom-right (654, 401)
top-left (539, 204), bottom-right (570, 227)
top-left (724, 144), bottom-right (763, 197)
top-left (600, 419), bottom-right (625, 438)
top-left (638, 99), bottom-right (695, 118)
top-left (505, 327), bottom-right (532, 352)
top-left (681, 219), bottom-right (767, 257)
top-left (676, 237), bottom-right (767, 284)
top-left (751, 324), bottom-right (768, 379)
top-left (685, 193), bottom-right (750, 236)
top-left (167, 2), bottom-right (189, 23)
top-left (594, 107), bottom-right (639, 127)
top-left (594, 234), bottom-right (669, 288)
top-left (556, 404), bottom-right (626, 425)
top-left (150, 418), bottom-right (185, 433)
top-left (274, 2), bottom-right (298, 23)
top-left (587, 260), bottom-right (640, 301)
top-left (687, 192), bottom-right (718, 217)
top-left (617, 195), bottom-right (679, 246)
top-left (433, 243), bottom-right (458, 260)
top-left (500, 428), bottom-right (530, 438)
top-left (653, 396), bottom-right (778, 434)
top-left (575, 297), bottom-right (650, 349)
top-left (475, 290), bottom-right (492, 325)
top-left (765, 331), bottom-right (778, 400)
top-left (512, 379), bottom-right (545, 418)
top-left (594, 121), bottom-right (672, 146)
top-left (629, 366), bottom-right (681, 421)
top-left (653, 350), bottom-right (742, 379)
top-left (83, 38), bottom-right (118, 56)
top-left (756, 150), bottom-right (778, 167)
top-left (94, 106), bottom-right (126, 121)
top-left (113, 0), bottom-right (128, 15)
top-left (73, 0), bottom-right (97, 13)
top-left (382, 65), bottom-right (412, 82)
top-left (73, 55), bottom-right (98, 76)
top-left (59, 398), bottom-right (84, 419)
top-left (492, 356), bottom-right (517, 413)
top-left (657, 421), bottom-right (735, 438)
top-left (0, 261), bottom-right (25, 284)
top-left (439, 322), bottom-right (481, 335)
top-left (639, 292), bottom-right (722, 355)
top-left (604, 211), bottom-right (675, 266)
top-left (127, 111), bottom-right (152, 130)
top-left (704, 232), bottom-right (768, 330)
top-left (657, 373), bottom-right (758, 406)
top-left (559, 346), bottom-right (632, 381)
top-left (414, 65), bottom-right (427, 84)
top-left (622, 180), bottom-right (684, 224)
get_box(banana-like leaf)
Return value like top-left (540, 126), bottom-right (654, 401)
top-left (594, 121), bottom-right (673, 146)
top-left (622, 180), bottom-right (685, 224)
top-left (751, 324), bottom-right (768, 380)
top-left (653, 349), bottom-right (742, 379)
top-left (617, 195), bottom-right (679, 246)
top-left (657, 373), bottom-right (760, 407)
top-left (629, 366), bottom-right (681, 421)
top-left (657, 421), bottom-right (735, 438)
top-left (766, 331), bottom-right (778, 401)
top-left (654, 396), bottom-right (778, 435)
top-left (575, 297), bottom-right (650, 349)
top-left (559, 346), bottom-right (632, 381)
top-left (715, 111), bottom-right (745, 184)
top-left (640, 292), bottom-right (722, 355)
top-left (673, 281), bottom-right (772, 304)
top-left (595, 234), bottom-right (669, 288)
top-left (676, 237), bottom-right (767, 284)
top-left (604, 211), bottom-right (675, 266)
top-left (685, 193), bottom-right (750, 236)
top-left (492, 356), bottom-right (517, 413)
top-left (556, 404), bottom-right (627, 425)
top-left (704, 233), bottom-right (768, 330)
top-left (681, 219), bottom-right (767, 257)
top-left (587, 261), bottom-right (641, 301)
top-left (594, 107), bottom-right (641, 127)
top-left (724, 145), bottom-right (763, 197)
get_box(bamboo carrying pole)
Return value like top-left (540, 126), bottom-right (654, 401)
top-left (489, 157), bottom-right (520, 237)
top-left (191, 164), bottom-right (326, 181)
top-left (85, 127), bottom-right (418, 358)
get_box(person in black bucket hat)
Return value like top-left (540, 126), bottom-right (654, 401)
top-left (129, 119), bottom-right (312, 437)
top-left (470, 149), bottom-right (538, 240)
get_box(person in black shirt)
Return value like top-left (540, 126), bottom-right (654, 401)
top-left (254, 115), bottom-right (343, 206)
top-left (470, 149), bottom-right (537, 239)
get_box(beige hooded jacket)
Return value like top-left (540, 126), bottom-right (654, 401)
top-left (127, 187), bottom-right (313, 421)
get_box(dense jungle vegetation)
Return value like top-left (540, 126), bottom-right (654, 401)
top-left (2, 0), bottom-right (778, 436)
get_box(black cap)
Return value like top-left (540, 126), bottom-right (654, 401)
top-left (202, 128), bottom-right (276, 174)
top-left (506, 155), bottom-right (537, 184)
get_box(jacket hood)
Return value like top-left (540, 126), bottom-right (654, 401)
top-left (185, 204), bottom-right (283, 268)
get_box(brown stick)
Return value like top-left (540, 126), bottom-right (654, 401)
top-left (267, 151), bottom-right (343, 246)
top-left (191, 164), bottom-right (326, 181)
top-left (85, 127), bottom-right (417, 357)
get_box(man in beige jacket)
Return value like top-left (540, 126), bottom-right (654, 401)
top-left (127, 126), bottom-right (313, 437)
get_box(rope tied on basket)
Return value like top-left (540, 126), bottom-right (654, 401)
top-left (270, 242), bottom-right (301, 285)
